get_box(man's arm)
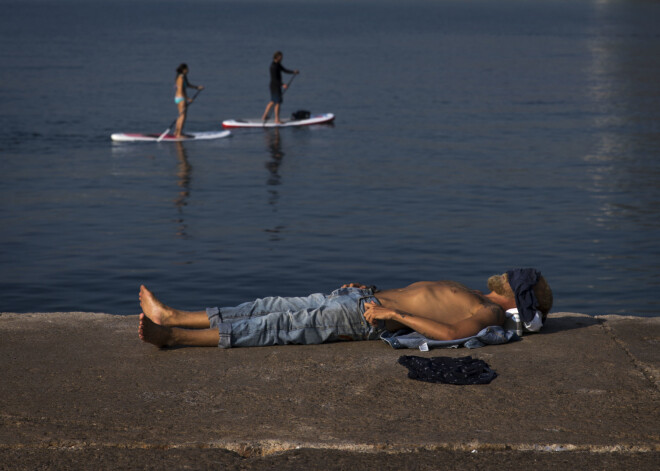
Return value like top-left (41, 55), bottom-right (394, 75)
top-left (363, 302), bottom-right (497, 341)
top-left (341, 282), bottom-right (378, 292)
top-left (279, 63), bottom-right (298, 75)
top-left (341, 282), bottom-right (368, 289)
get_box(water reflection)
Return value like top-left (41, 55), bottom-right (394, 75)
top-left (264, 129), bottom-right (286, 240)
top-left (265, 128), bottom-right (284, 194)
top-left (580, 2), bottom-right (660, 314)
top-left (585, 1), bottom-right (660, 230)
top-left (173, 142), bottom-right (192, 239)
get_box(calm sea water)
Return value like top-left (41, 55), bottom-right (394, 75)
top-left (1, 0), bottom-right (658, 316)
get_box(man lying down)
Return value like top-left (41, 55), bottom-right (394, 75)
top-left (138, 268), bottom-right (553, 349)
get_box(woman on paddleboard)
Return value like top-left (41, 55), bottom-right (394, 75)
top-left (261, 51), bottom-right (298, 124)
top-left (174, 63), bottom-right (203, 138)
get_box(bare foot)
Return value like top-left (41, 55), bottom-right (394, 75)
top-left (139, 285), bottom-right (175, 326)
top-left (139, 313), bottom-right (173, 347)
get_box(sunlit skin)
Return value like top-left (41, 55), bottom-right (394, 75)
top-left (364, 280), bottom-right (514, 341)
top-left (138, 276), bottom-right (516, 348)
top-left (174, 66), bottom-right (203, 138)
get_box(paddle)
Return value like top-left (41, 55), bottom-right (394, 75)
top-left (282, 72), bottom-right (297, 96)
top-left (157, 88), bottom-right (203, 142)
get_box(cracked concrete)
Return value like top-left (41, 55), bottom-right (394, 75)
top-left (0, 312), bottom-right (658, 469)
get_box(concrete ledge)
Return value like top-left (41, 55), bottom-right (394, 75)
top-left (1, 312), bottom-right (658, 469)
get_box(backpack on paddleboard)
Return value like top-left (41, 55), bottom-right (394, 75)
top-left (291, 110), bottom-right (311, 120)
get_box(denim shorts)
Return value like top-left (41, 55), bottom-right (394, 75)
top-left (207, 287), bottom-right (383, 348)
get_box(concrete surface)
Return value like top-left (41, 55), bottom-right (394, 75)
top-left (0, 312), bottom-right (658, 470)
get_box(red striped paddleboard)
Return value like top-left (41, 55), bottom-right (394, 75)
top-left (222, 113), bottom-right (334, 129)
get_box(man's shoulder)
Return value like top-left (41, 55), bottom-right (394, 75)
top-left (476, 302), bottom-right (505, 326)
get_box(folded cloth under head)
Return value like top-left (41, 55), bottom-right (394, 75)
top-left (506, 268), bottom-right (542, 324)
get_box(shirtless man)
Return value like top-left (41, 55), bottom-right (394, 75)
top-left (138, 271), bottom-right (552, 349)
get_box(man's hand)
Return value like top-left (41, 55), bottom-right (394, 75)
top-left (363, 301), bottom-right (398, 326)
top-left (341, 282), bottom-right (368, 289)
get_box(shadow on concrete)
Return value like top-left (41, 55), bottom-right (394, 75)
top-left (538, 314), bottom-right (600, 335)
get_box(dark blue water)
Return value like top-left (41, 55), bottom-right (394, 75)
top-left (1, 0), bottom-right (659, 316)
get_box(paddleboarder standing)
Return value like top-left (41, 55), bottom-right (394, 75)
top-left (261, 51), bottom-right (299, 124)
top-left (174, 63), bottom-right (204, 138)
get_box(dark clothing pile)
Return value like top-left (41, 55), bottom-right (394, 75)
top-left (398, 355), bottom-right (497, 385)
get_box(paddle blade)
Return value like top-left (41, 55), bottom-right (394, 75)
top-left (156, 127), bottom-right (170, 142)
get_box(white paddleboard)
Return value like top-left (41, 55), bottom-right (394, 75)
top-left (111, 130), bottom-right (232, 142)
top-left (222, 113), bottom-right (335, 129)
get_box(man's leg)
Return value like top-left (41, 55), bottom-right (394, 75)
top-left (262, 101), bottom-right (274, 121)
top-left (215, 292), bottom-right (327, 321)
top-left (216, 290), bottom-right (373, 348)
top-left (139, 285), bottom-right (210, 328)
top-left (138, 287), bottom-right (375, 348)
top-left (139, 313), bottom-right (219, 348)
top-left (274, 103), bottom-right (282, 124)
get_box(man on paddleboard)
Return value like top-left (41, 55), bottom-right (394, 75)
top-left (138, 269), bottom-right (553, 349)
top-left (261, 51), bottom-right (299, 124)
